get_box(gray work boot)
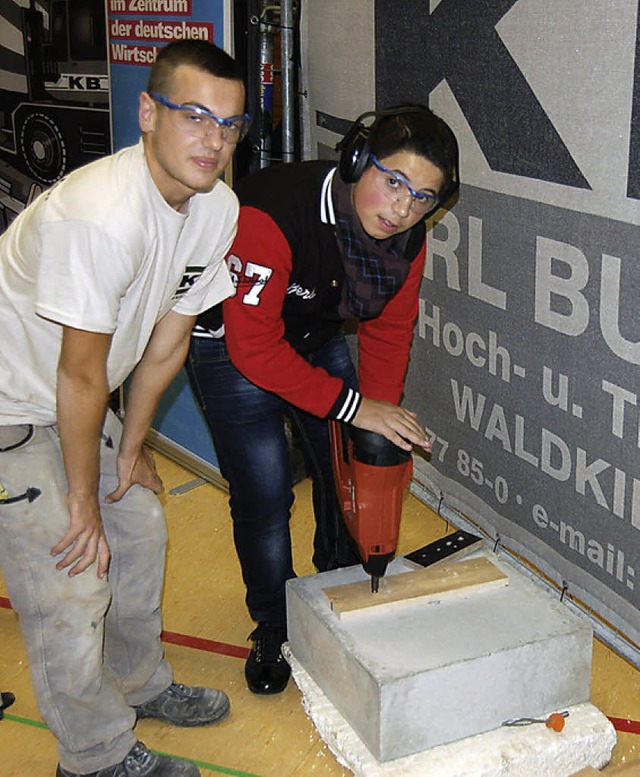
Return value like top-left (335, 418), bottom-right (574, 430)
top-left (56, 741), bottom-right (200, 775)
top-left (133, 682), bottom-right (230, 727)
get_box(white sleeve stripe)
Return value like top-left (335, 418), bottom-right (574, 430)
top-left (335, 388), bottom-right (362, 422)
top-left (320, 168), bottom-right (337, 225)
top-left (192, 323), bottom-right (225, 339)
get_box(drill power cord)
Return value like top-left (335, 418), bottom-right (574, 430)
top-left (502, 710), bottom-right (569, 732)
top-left (287, 408), bottom-right (342, 569)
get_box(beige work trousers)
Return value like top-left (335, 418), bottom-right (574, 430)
top-left (0, 410), bottom-right (172, 773)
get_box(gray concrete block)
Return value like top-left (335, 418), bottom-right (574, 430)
top-left (286, 551), bottom-right (593, 762)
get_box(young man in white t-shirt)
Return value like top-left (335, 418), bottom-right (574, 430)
top-left (0, 40), bottom-right (249, 777)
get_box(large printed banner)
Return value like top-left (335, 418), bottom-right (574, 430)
top-left (301, 0), bottom-right (639, 659)
top-left (107, 0), bottom-right (229, 473)
top-left (374, 0), bottom-right (640, 654)
top-left (411, 188), bottom-right (639, 647)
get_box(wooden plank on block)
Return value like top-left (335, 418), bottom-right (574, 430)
top-left (570, 769), bottom-right (603, 776)
top-left (324, 556), bottom-right (508, 620)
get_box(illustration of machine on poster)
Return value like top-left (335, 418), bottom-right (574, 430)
top-left (0, 0), bottom-right (111, 231)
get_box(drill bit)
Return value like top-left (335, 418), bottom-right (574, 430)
top-left (371, 575), bottom-right (380, 594)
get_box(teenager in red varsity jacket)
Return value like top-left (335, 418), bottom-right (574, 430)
top-left (186, 106), bottom-right (459, 695)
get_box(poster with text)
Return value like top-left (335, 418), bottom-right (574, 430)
top-left (300, 0), bottom-right (640, 660)
top-left (374, 0), bottom-right (639, 653)
top-left (107, 0), bottom-right (227, 149)
top-left (107, 0), bottom-right (230, 471)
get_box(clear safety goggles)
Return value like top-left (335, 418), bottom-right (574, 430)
top-left (369, 153), bottom-right (440, 214)
top-left (150, 92), bottom-right (250, 145)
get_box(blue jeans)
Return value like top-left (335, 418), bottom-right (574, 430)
top-left (185, 333), bottom-right (359, 627)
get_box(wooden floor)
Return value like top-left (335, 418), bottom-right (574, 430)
top-left (0, 452), bottom-right (638, 776)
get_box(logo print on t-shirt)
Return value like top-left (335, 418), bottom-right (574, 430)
top-left (174, 266), bottom-right (205, 299)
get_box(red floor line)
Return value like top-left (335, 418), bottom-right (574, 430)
top-left (2, 595), bottom-right (639, 730)
top-left (609, 716), bottom-right (640, 735)
top-left (161, 630), bottom-right (249, 659)
top-left (0, 596), bottom-right (249, 659)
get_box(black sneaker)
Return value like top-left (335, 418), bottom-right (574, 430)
top-left (133, 682), bottom-right (230, 727)
top-left (56, 741), bottom-right (199, 776)
top-left (244, 623), bottom-right (291, 695)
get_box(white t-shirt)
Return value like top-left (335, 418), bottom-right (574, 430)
top-left (0, 140), bottom-right (237, 425)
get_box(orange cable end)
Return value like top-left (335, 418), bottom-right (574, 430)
top-left (546, 713), bottom-right (566, 732)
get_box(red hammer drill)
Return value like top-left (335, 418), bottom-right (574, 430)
top-left (329, 421), bottom-right (412, 593)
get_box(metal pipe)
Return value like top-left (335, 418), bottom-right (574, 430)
top-left (280, 0), bottom-right (295, 162)
top-left (257, 0), bottom-right (274, 167)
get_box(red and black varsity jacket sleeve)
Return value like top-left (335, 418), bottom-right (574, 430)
top-left (223, 206), bottom-right (360, 419)
top-left (357, 240), bottom-right (426, 404)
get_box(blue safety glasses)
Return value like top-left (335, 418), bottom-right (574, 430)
top-left (369, 153), bottom-right (440, 214)
top-left (150, 92), bottom-right (250, 145)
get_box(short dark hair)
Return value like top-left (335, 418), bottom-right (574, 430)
top-left (369, 105), bottom-right (459, 202)
top-left (147, 40), bottom-right (243, 96)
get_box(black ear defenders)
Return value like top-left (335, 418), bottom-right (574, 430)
top-left (335, 106), bottom-right (460, 210)
top-left (336, 106), bottom-right (429, 184)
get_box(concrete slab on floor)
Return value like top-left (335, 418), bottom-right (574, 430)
top-left (286, 551), bottom-right (594, 762)
top-left (284, 644), bottom-right (616, 777)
